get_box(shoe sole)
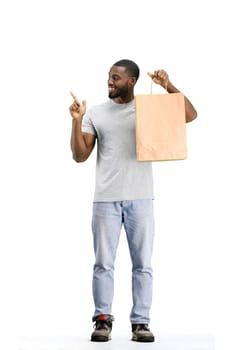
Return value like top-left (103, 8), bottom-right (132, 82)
top-left (91, 335), bottom-right (111, 342)
top-left (132, 336), bottom-right (154, 342)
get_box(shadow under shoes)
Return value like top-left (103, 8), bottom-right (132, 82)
top-left (91, 314), bottom-right (114, 342)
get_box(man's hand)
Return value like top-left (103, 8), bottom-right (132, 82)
top-left (69, 91), bottom-right (86, 120)
top-left (147, 70), bottom-right (169, 90)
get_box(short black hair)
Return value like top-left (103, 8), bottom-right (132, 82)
top-left (113, 59), bottom-right (140, 81)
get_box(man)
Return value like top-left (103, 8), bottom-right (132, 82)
top-left (69, 59), bottom-right (197, 342)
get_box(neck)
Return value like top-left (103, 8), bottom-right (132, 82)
top-left (112, 92), bottom-right (134, 104)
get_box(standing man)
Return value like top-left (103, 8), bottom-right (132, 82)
top-left (69, 59), bottom-right (197, 342)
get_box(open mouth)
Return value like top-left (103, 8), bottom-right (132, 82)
top-left (108, 87), bottom-right (116, 93)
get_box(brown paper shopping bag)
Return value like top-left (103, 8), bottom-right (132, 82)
top-left (135, 84), bottom-right (187, 161)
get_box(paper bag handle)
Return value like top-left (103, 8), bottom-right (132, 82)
top-left (150, 79), bottom-right (168, 95)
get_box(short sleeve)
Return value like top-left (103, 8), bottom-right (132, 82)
top-left (81, 109), bottom-right (97, 136)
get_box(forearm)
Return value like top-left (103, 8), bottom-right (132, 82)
top-left (166, 81), bottom-right (197, 123)
top-left (71, 118), bottom-right (89, 162)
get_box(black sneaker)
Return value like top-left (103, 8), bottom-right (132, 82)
top-left (91, 314), bottom-right (114, 342)
top-left (132, 323), bottom-right (155, 342)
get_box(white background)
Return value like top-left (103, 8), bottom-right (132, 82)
top-left (0, 0), bottom-right (232, 349)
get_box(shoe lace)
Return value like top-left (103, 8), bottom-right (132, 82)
top-left (135, 324), bottom-right (150, 331)
top-left (94, 320), bottom-right (110, 330)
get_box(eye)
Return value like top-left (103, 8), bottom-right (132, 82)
top-left (112, 75), bottom-right (120, 81)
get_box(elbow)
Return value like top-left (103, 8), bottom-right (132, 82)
top-left (71, 146), bottom-right (87, 162)
top-left (186, 110), bottom-right (198, 123)
top-left (72, 154), bottom-right (87, 163)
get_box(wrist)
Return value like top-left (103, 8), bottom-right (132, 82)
top-left (164, 80), bottom-right (169, 91)
top-left (166, 81), bottom-right (179, 93)
top-left (72, 114), bottom-right (84, 122)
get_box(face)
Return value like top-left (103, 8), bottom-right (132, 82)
top-left (108, 66), bottom-right (135, 100)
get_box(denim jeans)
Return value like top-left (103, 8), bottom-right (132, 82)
top-left (92, 199), bottom-right (155, 323)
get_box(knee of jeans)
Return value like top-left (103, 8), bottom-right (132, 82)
top-left (132, 265), bottom-right (153, 277)
top-left (94, 261), bottom-right (114, 272)
top-left (94, 248), bottom-right (115, 271)
top-left (131, 252), bottom-right (153, 272)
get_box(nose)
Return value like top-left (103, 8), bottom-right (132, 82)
top-left (108, 77), bottom-right (114, 86)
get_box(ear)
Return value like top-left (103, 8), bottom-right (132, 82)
top-left (129, 77), bottom-right (137, 86)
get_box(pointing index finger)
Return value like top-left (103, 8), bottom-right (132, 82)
top-left (70, 91), bottom-right (78, 102)
top-left (147, 72), bottom-right (154, 79)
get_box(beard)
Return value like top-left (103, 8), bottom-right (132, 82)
top-left (108, 85), bottom-right (129, 99)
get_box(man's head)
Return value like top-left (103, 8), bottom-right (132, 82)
top-left (108, 59), bottom-right (140, 103)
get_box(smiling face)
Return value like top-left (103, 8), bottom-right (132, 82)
top-left (108, 65), bottom-right (136, 104)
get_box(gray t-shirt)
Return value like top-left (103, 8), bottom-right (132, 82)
top-left (81, 99), bottom-right (154, 202)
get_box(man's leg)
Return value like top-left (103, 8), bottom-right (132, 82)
top-left (123, 199), bottom-right (155, 341)
top-left (92, 201), bottom-right (122, 317)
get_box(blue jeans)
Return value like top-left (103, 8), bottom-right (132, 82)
top-left (92, 199), bottom-right (155, 323)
